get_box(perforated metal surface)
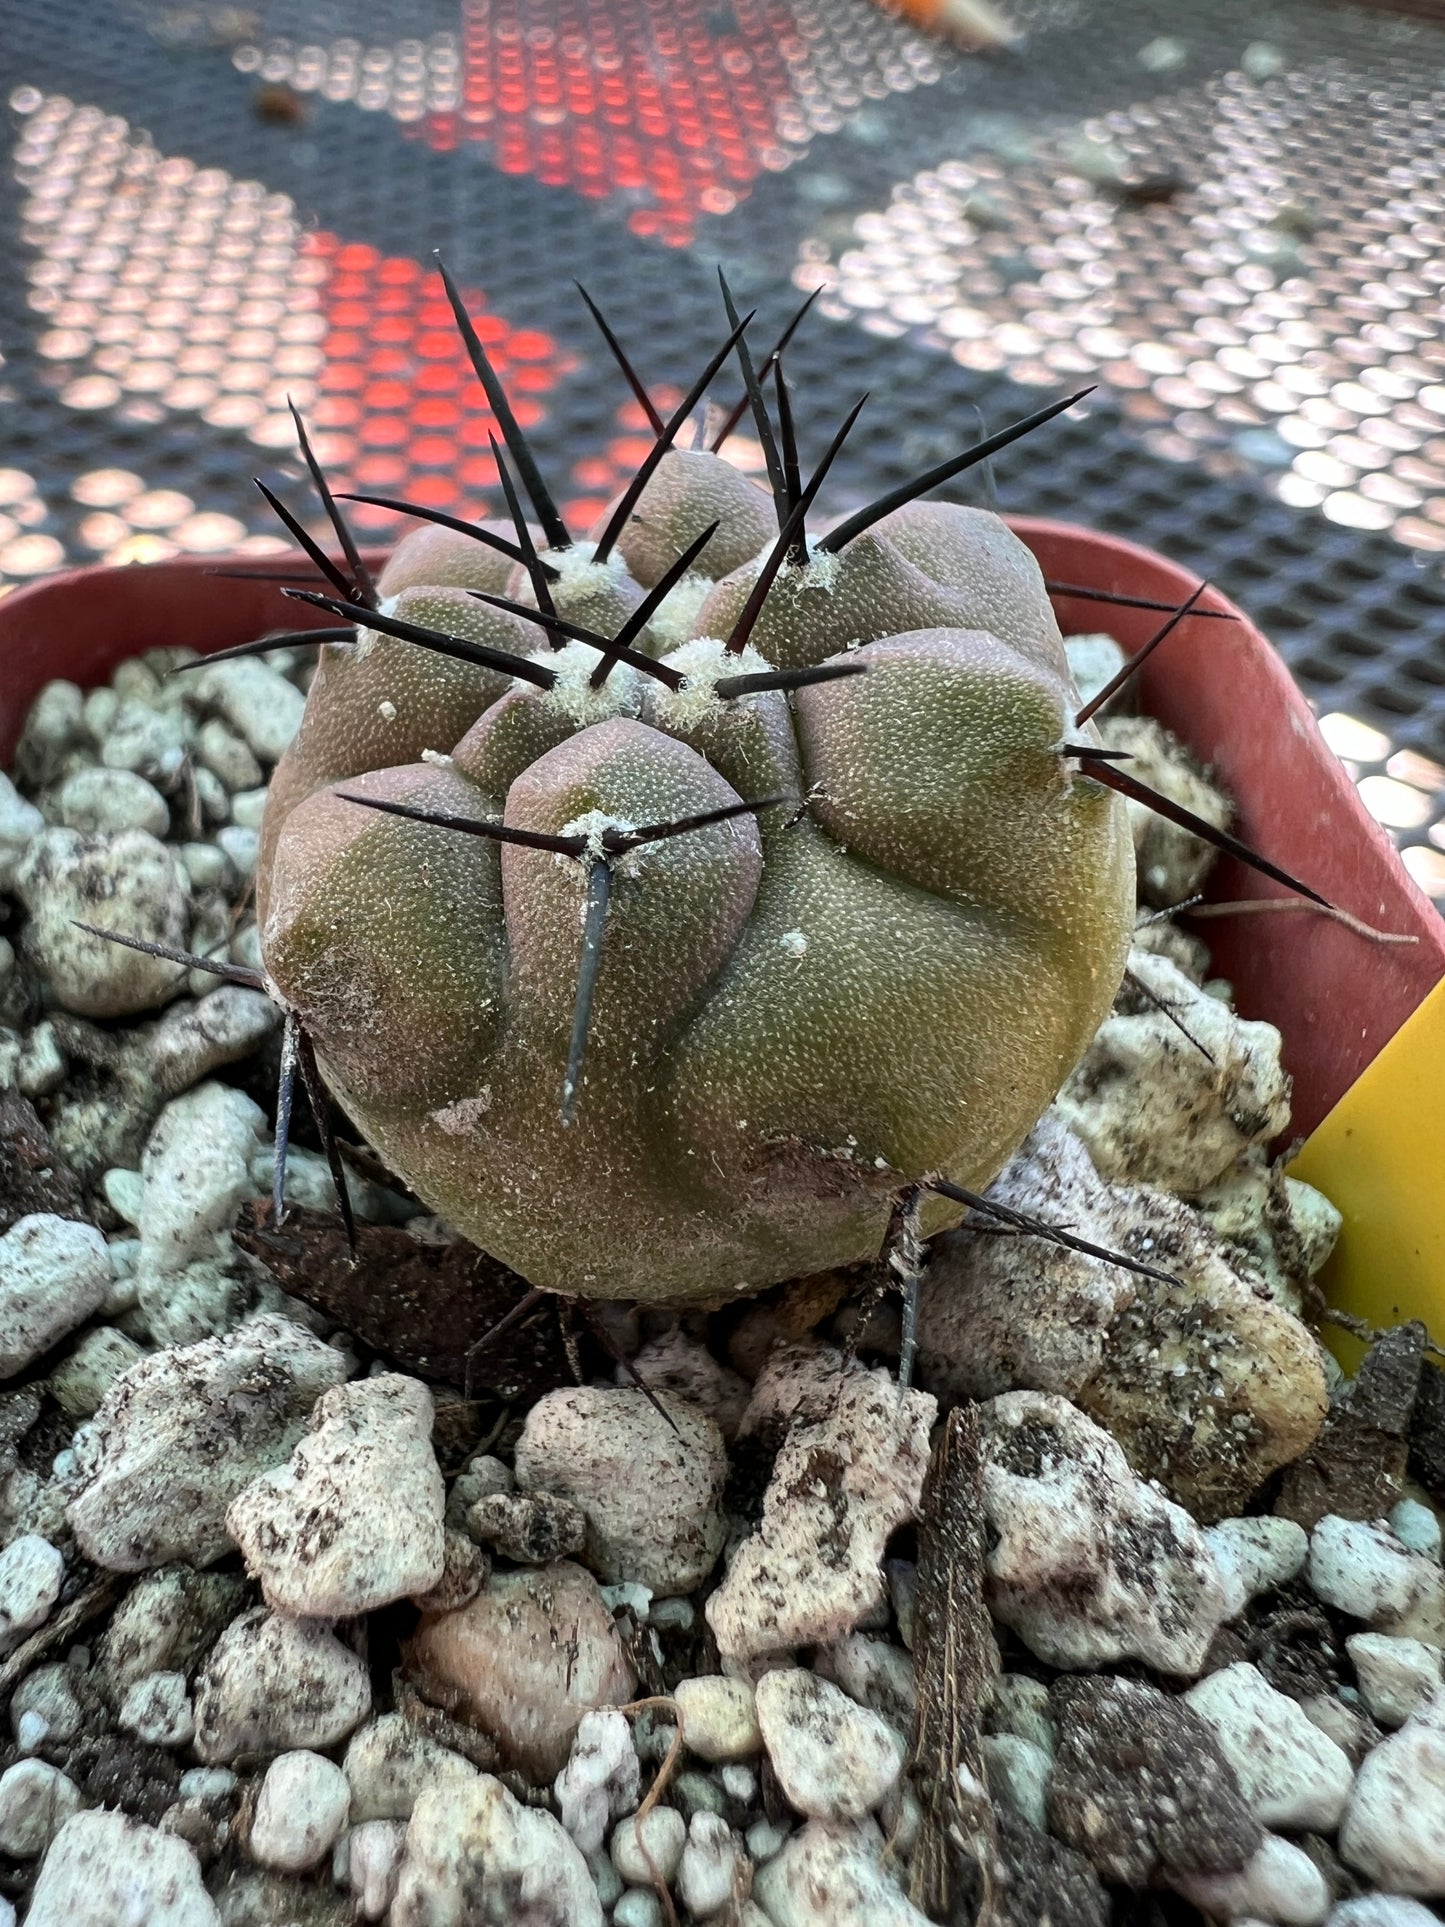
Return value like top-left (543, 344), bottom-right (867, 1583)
top-left (1, 0), bottom-right (1443, 893)
top-left (230, 0), bottom-right (953, 245)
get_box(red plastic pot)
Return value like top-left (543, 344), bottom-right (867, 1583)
top-left (2, 526), bottom-right (1442, 1139)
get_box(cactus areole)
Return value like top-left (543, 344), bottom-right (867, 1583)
top-left (255, 279), bottom-right (1135, 1305)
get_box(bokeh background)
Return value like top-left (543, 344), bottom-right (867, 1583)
top-left (2, 0), bottom-right (1444, 894)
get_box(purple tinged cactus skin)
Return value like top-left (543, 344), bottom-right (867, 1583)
top-left (257, 529), bottom-right (523, 892)
top-left (258, 410), bottom-right (1134, 1304)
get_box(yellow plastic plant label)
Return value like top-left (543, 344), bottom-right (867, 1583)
top-left (1289, 972), bottom-right (1445, 1366)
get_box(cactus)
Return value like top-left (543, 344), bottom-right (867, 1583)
top-left (238, 268), bottom-right (1144, 1308)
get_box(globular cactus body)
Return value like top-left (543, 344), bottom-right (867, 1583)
top-left (257, 309), bottom-right (1134, 1306)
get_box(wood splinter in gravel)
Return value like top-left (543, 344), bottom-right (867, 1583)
top-left (906, 1401), bottom-right (1000, 1923)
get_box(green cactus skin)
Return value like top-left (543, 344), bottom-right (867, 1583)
top-left (258, 374), bottom-right (1134, 1306)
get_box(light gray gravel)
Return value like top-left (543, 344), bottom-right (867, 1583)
top-left (0, 626), bottom-right (1428, 1927)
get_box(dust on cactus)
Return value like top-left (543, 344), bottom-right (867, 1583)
top-left (227, 264), bottom-right (1144, 1309)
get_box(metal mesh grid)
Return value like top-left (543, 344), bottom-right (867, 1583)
top-left (11, 92), bottom-right (584, 533)
top-left (796, 60), bottom-right (1445, 554)
top-left (1, 0), bottom-right (1442, 897)
top-left (229, 0), bottom-right (947, 246)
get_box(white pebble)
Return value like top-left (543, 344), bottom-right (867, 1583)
top-left (14, 827), bottom-right (192, 1018)
top-left (1, 1021), bottom-right (66, 1101)
top-left (1056, 945), bottom-right (1288, 1190)
top-left (720, 1761), bottom-right (757, 1804)
top-left (391, 1775), bottom-right (603, 1927)
top-left (981, 1733), bottom-right (1051, 1832)
top-left (403, 1523), bottom-right (485, 1613)
top-left (1185, 1663), bottom-right (1354, 1831)
top-left (102, 1168), bottom-right (144, 1226)
top-left (819, 1634), bottom-right (916, 1732)
top-left (1349, 1634), bottom-right (1443, 1729)
top-left (0, 773), bottom-right (45, 891)
top-left (247, 1137), bottom-right (388, 1222)
top-left (1065, 632), bottom-right (1127, 708)
top-left (12, 1669), bottom-right (86, 1761)
top-left (28, 1022), bottom-right (66, 1096)
top-left (178, 843), bottom-right (229, 892)
top-left (51, 768), bottom-right (169, 839)
top-left (611, 1805), bottom-right (686, 1886)
top-left (589, 1847), bottom-right (623, 1908)
top-left (981, 1390), bottom-right (1229, 1675)
top-left (1300, 1692), bottom-right (1377, 1760)
top-left (673, 1675), bottom-right (760, 1762)
top-left (344, 1818), bottom-right (408, 1920)
top-left (0, 1534), bottom-right (63, 1651)
top-left (1391, 1500), bottom-right (1443, 1562)
top-left (1310, 1517), bottom-right (1435, 1624)
top-left (48, 1326), bottom-right (144, 1418)
top-left (747, 1817), bottom-right (792, 1862)
top-left (121, 988), bottom-right (273, 1126)
top-left (249, 1750), bottom-right (351, 1872)
top-left (82, 686), bottom-right (118, 741)
top-left (622, 1329), bottom-right (750, 1443)
top-left (95, 1565), bottom-right (242, 1705)
top-left (754, 1820), bottom-right (934, 1926)
top-left (101, 1243), bottom-right (139, 1316)
top-left (677, 1810), bottom-right (746, 1918)
top-left (98, 698), bottom-right (187, 781)
top-left (193, 656), bottom-right (305, 764)
top-left (179, 1767), bottom-right (236, 1800)
top-left (1207, 1516), bottom-right (1310, 1619)
top-left (1172, 1833), bottom-right (1330, 1925)
top-left (1328, 1901), bottom-right (1445, 1925)
top-left (192, 766), bottom-right (229, 824)
top-left (447, 1452), bottom-right (514, 1529)
top-left (672, 1770), bottom-right (723, 1818)
top-left (229, 786), bottom-right (269, 829)
top-left (14, 682), bottom-right (84, 780)
top-left (614, 1892), bottom-right (665, 1927)
top-left (1340, 1684), bottom-right (1445, 1893)
top-left (68, 1313), bottom-right (348, 1572)
top-left (0, 1760), bottom-right (83, 1857)
top-left (707, 1351), bottom-right (934, 1664)
top-left (598, 1580), bottom-right (652, 1622)
top-left (756, 1668), bottom-right (902, 1822)
top-left (25, 1810), bottom-right (219, 1926)
top-left (553, 1708), bottom-right (640, 1856)
top-left (193, 1608), bottom-right (371, 1764)
top-left (342, 1712), bottom-right (479, 1822)
top-left (0, 1025), bottom-right (60, 1102)
top-left (215, 824), bottom-right (257, 878)
top-left (130, 1078), bottom-right (270, 1346)
top-left (195, 720), bottom-right (262, 792)
top-left (227, 1373), bottom-right (446, 1617)
top-left (0, 1216), bottom-right (111, 1380)
top-left (988, 1674), bottom-right (1054, 1756)
top-left (118, 1669), bottom-right (193, 1747)
top-left (516, 1386), bottom-right (726, 1597)
top-left (14, 1710), bottom-right (46, 1753)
